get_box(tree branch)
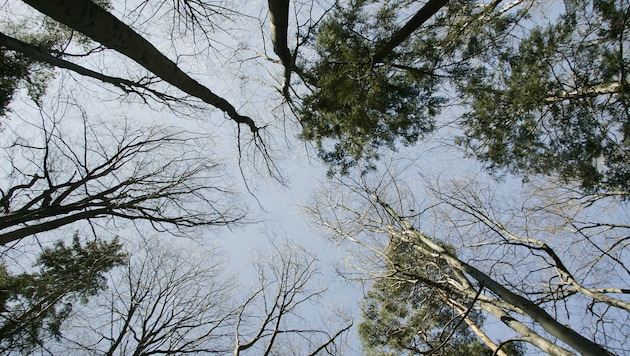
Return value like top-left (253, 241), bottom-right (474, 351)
top-left (21, 0), bottom-right (259, 132)
top-left (372, 0), bottom-right (449, 64)
top-left (0, 32), bottom-right (180, 104)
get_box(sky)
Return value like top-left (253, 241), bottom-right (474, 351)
top-left (2, 0), bottom-right (629, 355)
top-left (1, 0), bottom-right (364, 352)
top-left (0, 1), bottom-right (528, 352)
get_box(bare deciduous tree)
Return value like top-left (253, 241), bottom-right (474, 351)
top-left (56, 240), bottom-right (237, 355)
top-left (308, 168), bottom-right (629, 355)
top-left (48, 238), bottom-right (350, 355)
top-left (234, 239), bottom-right (352, 356)
top-left (0, 99), bottom-right (244, 246)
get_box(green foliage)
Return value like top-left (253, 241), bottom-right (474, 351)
top-left (0, 51), bottom-right (31, 117)
top-left (358, 237), bottom-right (524, 355)
top-left (0, 235), bottom-right (126, 354)
top-left (299, 0), bottom-right (443, 174)
top-left (302, 0), bottom-right (630, 193)
top-left (458, 0), bottom-right (630, 193)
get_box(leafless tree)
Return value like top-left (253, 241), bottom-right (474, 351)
top-left (233, 239), bottom-right (352, 356)
top-left (54, 239), bottom-right (237, 355)
top-left (45, 237), bottom-right (350, 355)
top-left (0, 99), bottom-right (245, 246)
top-left (307, 167), bottom-right (629, 355)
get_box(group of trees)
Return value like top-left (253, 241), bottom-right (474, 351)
top-left (1, 0), bottom-right (351, 353)
top-left (1, 0), bottom-right (629, 354)
top-left (298, 0), bottom-right (629, 354)
top-left (309, 168), bottom-right (629, 355)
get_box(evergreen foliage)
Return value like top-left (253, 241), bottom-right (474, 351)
top-left (299, 0), bottom-right (443, 174)
top-left (0, 235), bottom-right (126, 354)
top-left (300, 0), bottom-right (630, 193)
top-left (459, 0), bottom-right (630, 193)
top-left (359, 237), bottom-right (525, 355)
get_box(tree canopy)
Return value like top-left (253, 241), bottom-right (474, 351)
top-left (2, 0), bottom-right (630, 354)
top-left (0, 235), bottom-right (125, 354)
top-left (458, 0), bottom-right (630, 194)
top-left (297, 0), bottom-right (630, 194)
top-left (359, 238), bottom-right (524, 356)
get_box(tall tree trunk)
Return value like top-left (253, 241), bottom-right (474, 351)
top-left (267, 0), bottom-right (293, 97)
top-left (372, 0), bottom-right (448, 63)
top-left (21, 0), bottom-right (259, 132)
top-left (377, 197), bottom-right (615, 356)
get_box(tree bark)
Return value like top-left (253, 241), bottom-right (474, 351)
top-left (477, 301), bottom-right (575, 356)
top-left (447, 300), bottom-right (510, 356)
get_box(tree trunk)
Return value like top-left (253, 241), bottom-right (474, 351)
top-left (22, 0), bottom-right (259, 132)
top-left (377, 194), bottom-right (615, 356)
top-left (372, 0), bottom-right (448, 63)
top-left (267, 0), bottom-right (293, 96)
top-left (400, 228), bottom-right (615, 356)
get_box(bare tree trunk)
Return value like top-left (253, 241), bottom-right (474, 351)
top-left (375, 193), bottom-right (614, 356)
top-left (477, 301), bottom-right (575, 356)
top-left (22, 0), bottom-right (259, 132)
top-left (372, 0), bottom-right (448, 63)
top-left (267, 0), bottom-right (293, 97)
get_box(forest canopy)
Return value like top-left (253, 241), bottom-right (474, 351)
top-left (1, 0), bottom-right (629, 355)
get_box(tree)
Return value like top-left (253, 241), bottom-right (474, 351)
top-left (294, 0), bottom-right (515, 172)
top-left (0, 234), bottom-right (126, 354)
top-left (296, 0), bottom-right (630, 194)
top-left (233, 239), bottom-right (353, 355)
top-left (0, 0), bottom-right (113, 117)
top-left (297, 0), bottom-right (444, 173)
top-left (308, 167), bottom-right (629, 355)
top-left (17, 0), bottom-right (260, 133)
top-left (0, 49), bottom-right (40, 117)
top-left (55, 240), bottom-right (237, 355)
top-left (457, 0), bottom-right (630, 194)
top-left (359, 237), bottom-right (524, 356)
top-left (48, 238), bottom-right (351, 355)
top-left (0, 98), bottom-right (244, 246)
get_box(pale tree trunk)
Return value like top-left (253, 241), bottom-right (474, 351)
top-left (378, 198), bottom-right (615, 356)
top-left (477, 301), bottom-right (575, 356)
top-left (446, 300), bottom-right (510, 356)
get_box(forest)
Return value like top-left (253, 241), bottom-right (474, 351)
top-left (1, 0), bottom-right (628, 354)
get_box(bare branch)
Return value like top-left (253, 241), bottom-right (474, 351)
top-left (22, 0), bottom-right (259, 132)
top-left (0, 32), bottom-right (182, 104)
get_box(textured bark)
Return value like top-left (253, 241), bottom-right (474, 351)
top-left (21, 0), bottom-right (259, 132)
